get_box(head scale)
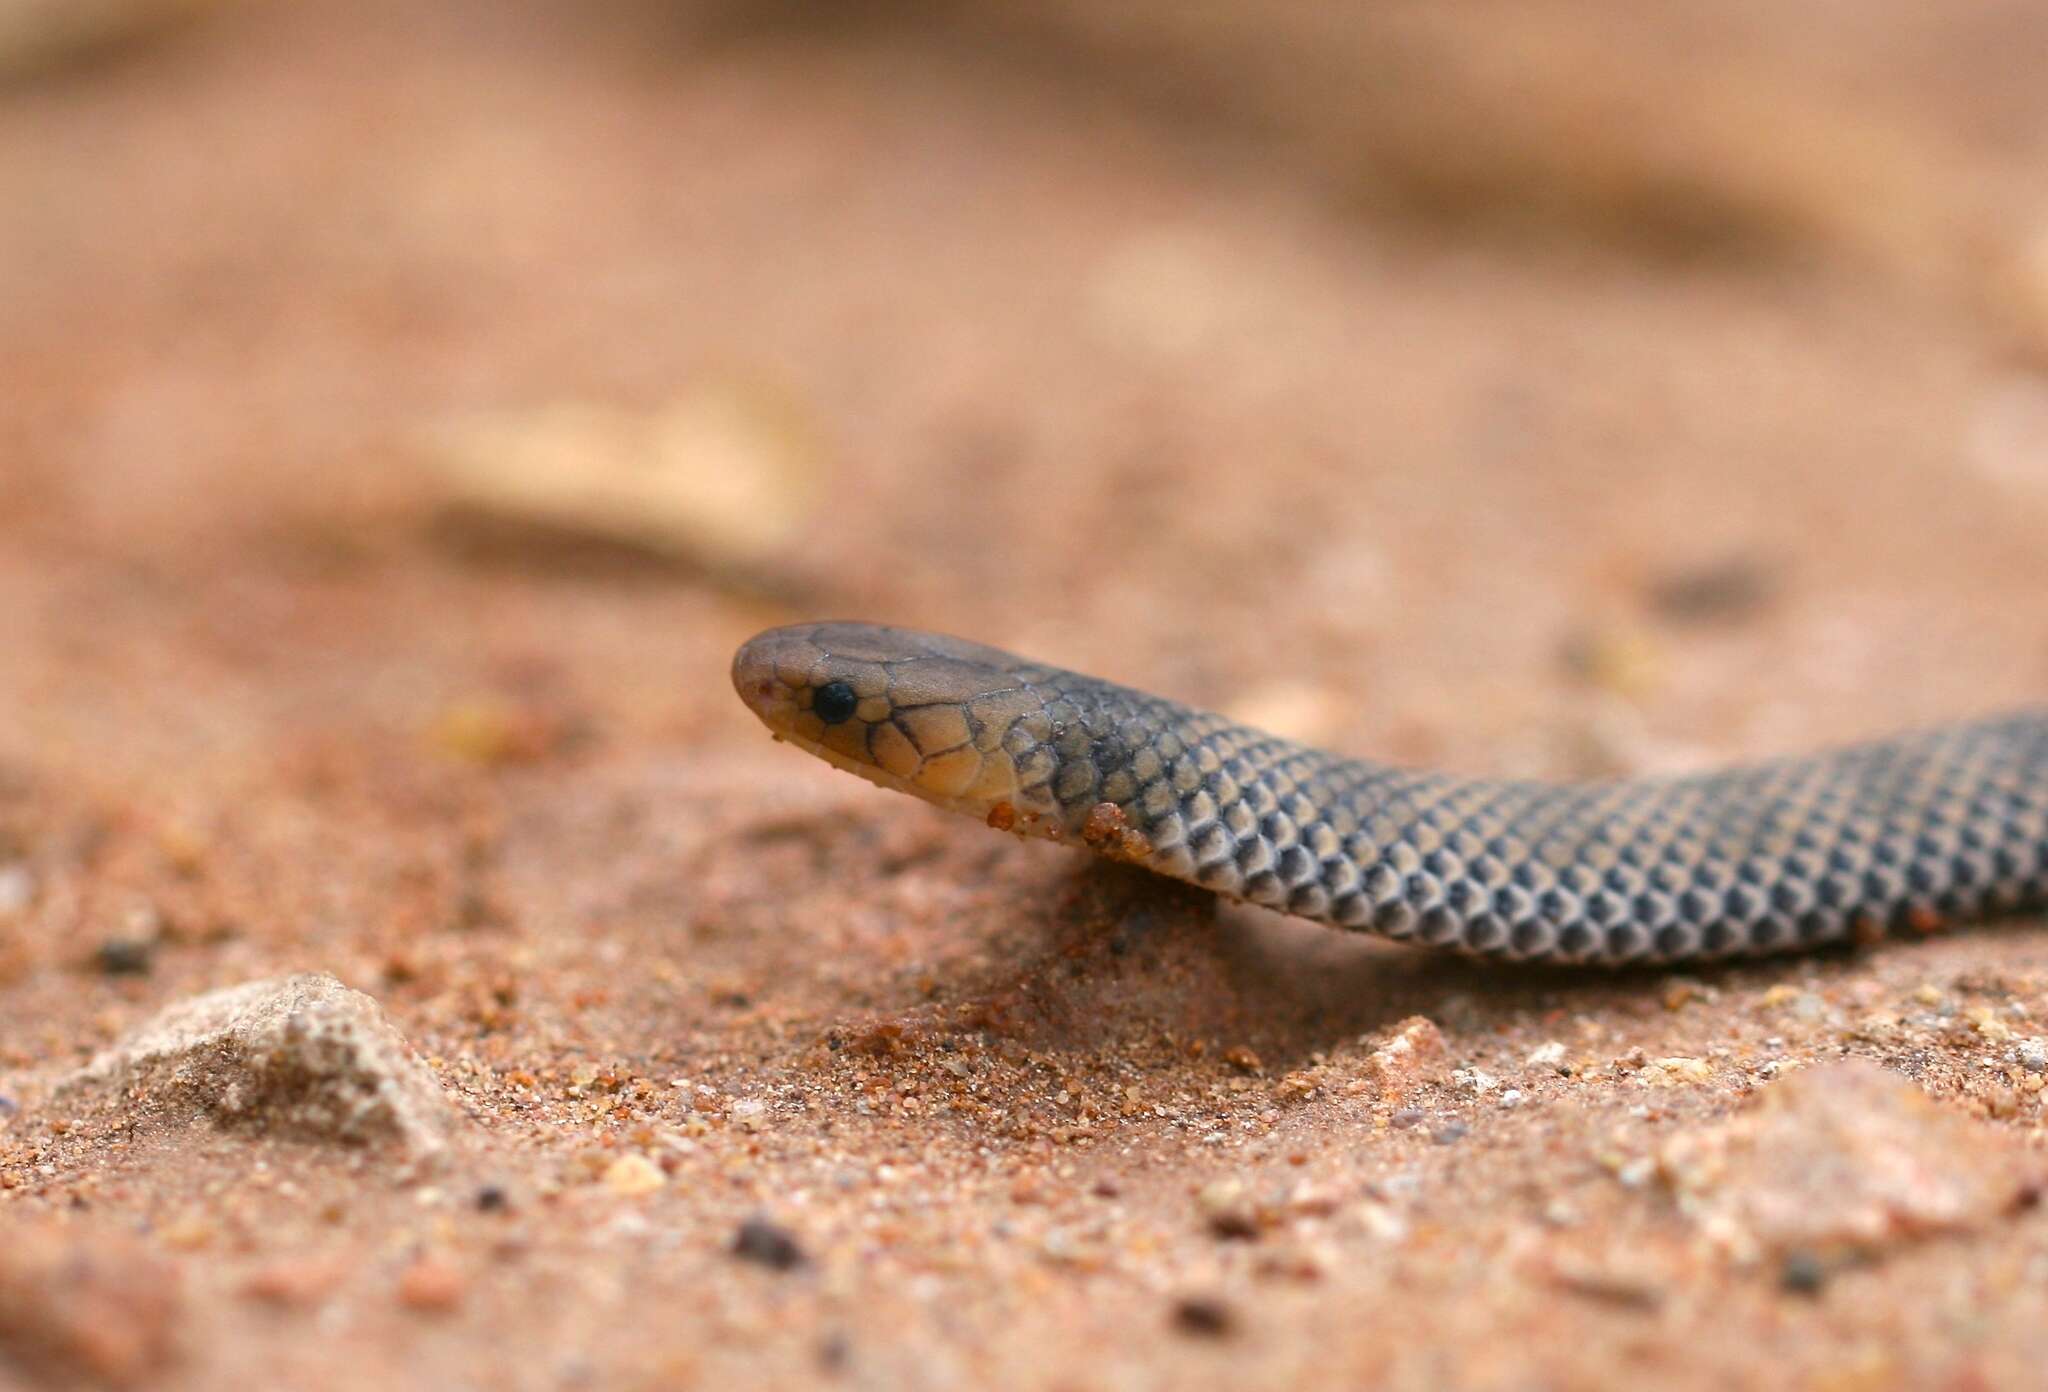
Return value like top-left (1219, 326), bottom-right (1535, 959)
top-left (731, 622), bottom-right (1061, 820)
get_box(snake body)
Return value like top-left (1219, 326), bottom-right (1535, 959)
top-left (732, 622), bottom-right (2048, 965)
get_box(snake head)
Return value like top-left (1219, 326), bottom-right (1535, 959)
top-left (731, 622), bottom-right (1067, 822)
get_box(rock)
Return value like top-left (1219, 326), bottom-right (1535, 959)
top-left (395, 1256), bottom-right (467, 1314)
top-left (1195, 1177), bottom-right (1261, 1239)
top-left (602, 1153), bottom-right (666, 1197)
top-left (419, 382), bottom-right (823, 579)
top-left (1168, 1293), bottom-right (1238, 1338)
top-left (237, 1260), bottom-right (344, 1310)
top-left (730, 1216), bottom-right (807, 1271)
top-left (1646, 555), bottom-right (1781, 626)
top-left (1361, 1017), bottom-right (1446, 1100)
top-left (1659, 1059), bottom-right (2045, 1265)
top-left (54, 972), bottom-right (459, 1154)
top-left (1641, 1056), bottom-right (1713, 1086)
top-left (0, 1220), bottom-right (181, 1388)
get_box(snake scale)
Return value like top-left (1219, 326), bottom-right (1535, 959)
top-left (733, 622), bottom-right (2048, 965)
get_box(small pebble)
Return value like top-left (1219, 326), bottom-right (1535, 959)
top-left (1647, 555), bottom-right (1779, 625)
top-left (1388, 1108), bottom-right (1425, 1129)
top-left (1357, 1200), bottom-right (1409, 1242)
top-left (1547, 1258), bottom-right (1667, 1311)
top-left (1778, 1250), bottom-right (1828, 1296)
top-left (396, 1256), bottom-right (466, 1313)
top-left (0, 863), bottom-right (32, 917)
top-left (1170, 1295), bottom-right (1237, 1338)
top-left (1431, 1122), bottom-right (1469, 1146)
top-left (1363, 1017), bottom-right (1446, 1094)
top-left (602, 1154), bottom-right (665, 1197)
top-left (1459, 1068), bottom-right (1499, 1095)
top-left (731, 1215), bottom-right (806, 1271)
top-left (1196, 1179), bottom-right (1260, 1240)
top-left (475, 1185), bottom-right (511, 1213)
top-left (1558, 626), bottom-right (1664, 703)
top-left (2017, 1040), bottom-right (2048, 1075)
top-left (1787, 993), bottom-right (1828, 1023)
top-left (1645, 1056), bottom-right (1713, 1085)
top-left (94, 938), bottom-right (154, 977)
top-left (160, 1214), bottom-right (214, 1251)
top-left (239, 1260), bottom-right (341, 1309)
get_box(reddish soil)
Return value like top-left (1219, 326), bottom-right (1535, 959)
top-left (6, 3), bottom-right (2048, 1388)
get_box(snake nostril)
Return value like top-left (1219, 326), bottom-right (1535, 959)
top-left (813, 680), bottom-right (859, 724)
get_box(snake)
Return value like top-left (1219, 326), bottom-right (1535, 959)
top-left (732, 622), bottom-right (2048, 965)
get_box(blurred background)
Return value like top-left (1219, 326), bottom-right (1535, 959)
top-left (6, 3), bottom-right (2048, 1385)
top-left (7, 0), bottom-right (2048, 790)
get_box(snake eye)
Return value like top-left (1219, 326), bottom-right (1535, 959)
top-left (813, 680), bottom-right (859, 724)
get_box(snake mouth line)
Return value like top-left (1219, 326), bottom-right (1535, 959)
top-left (774, 727), bottom-right (1081, 844)
top-left (772, 729), bottom-right (931, 803)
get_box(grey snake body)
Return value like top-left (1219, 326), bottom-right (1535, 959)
top-left (733, 623), bottom-right (2048, 965)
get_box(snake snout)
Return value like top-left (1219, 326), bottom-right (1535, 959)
top-left (729, 630), bottom-right (811, 735)
top-left (730, 623), bottom-right (903, 744)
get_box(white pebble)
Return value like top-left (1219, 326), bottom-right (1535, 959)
top-left (0, 864), bottom-right (31, 917)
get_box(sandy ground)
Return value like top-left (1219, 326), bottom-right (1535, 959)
top-left (6, 2), bottom-right (2048, 1388)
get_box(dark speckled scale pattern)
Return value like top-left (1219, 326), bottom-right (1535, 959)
top-left (995, 664), bottom-right (2048, 965)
